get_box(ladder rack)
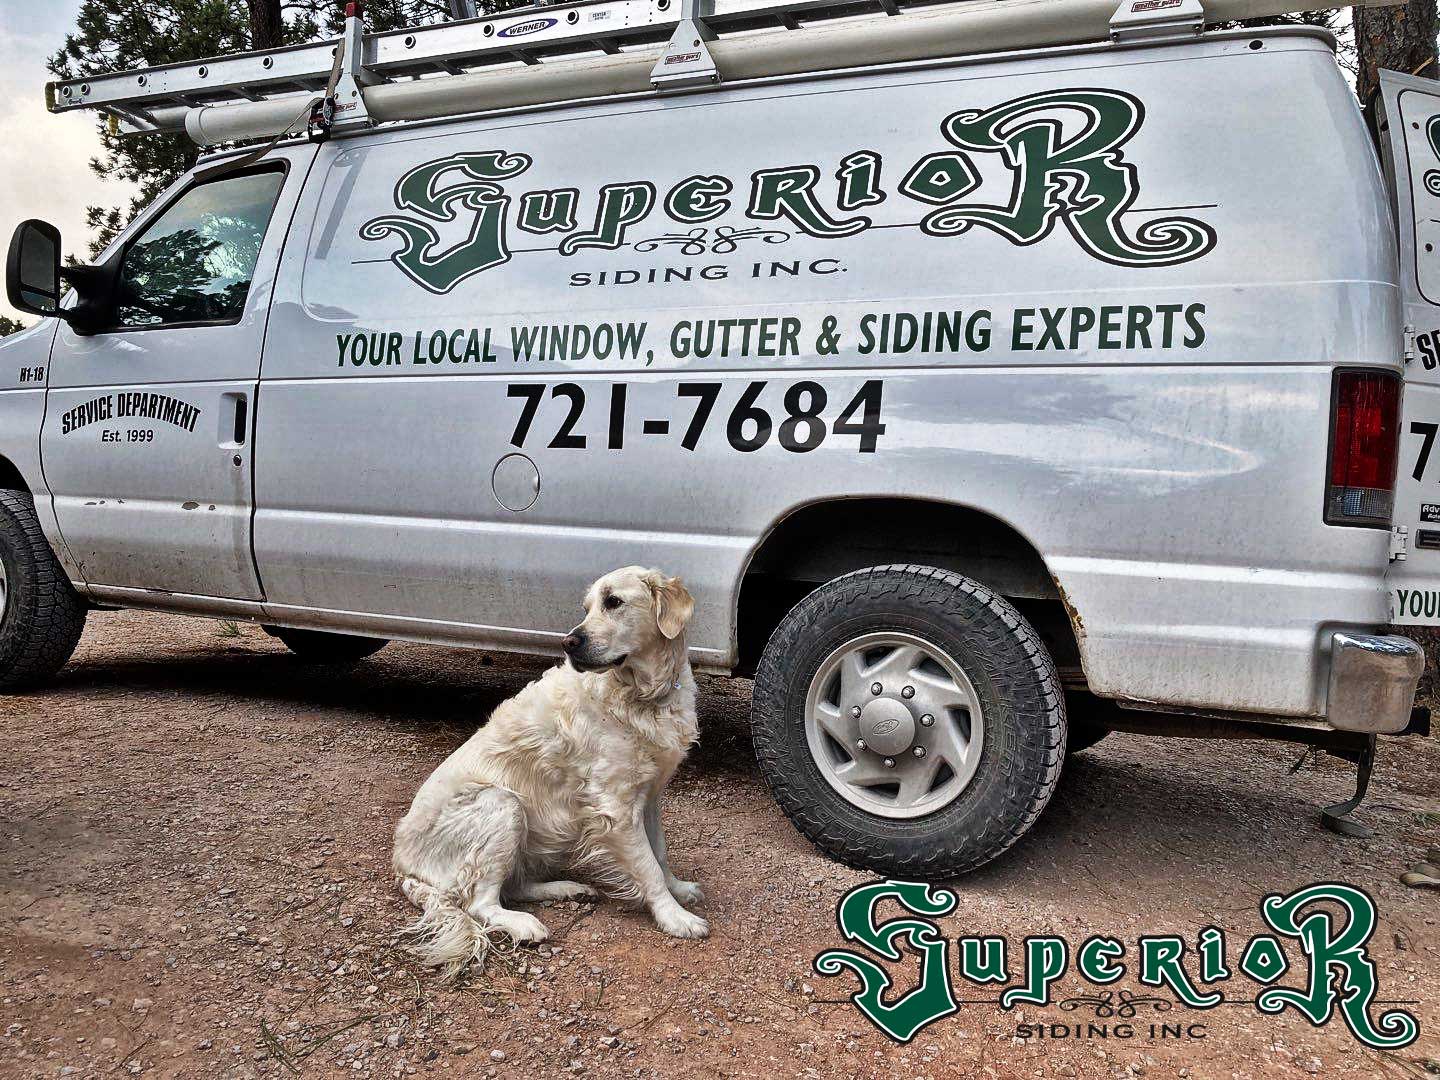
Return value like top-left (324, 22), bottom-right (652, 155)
top-left (50, 0), bottom-right (945, 130)
top-left (47, 0), bottom-right (1402, 145)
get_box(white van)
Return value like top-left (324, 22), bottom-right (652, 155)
top-left (3, 0), bottom-right (1435, 875)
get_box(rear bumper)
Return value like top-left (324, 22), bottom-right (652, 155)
top-left (1327, 633), bottom-right (1425, 734)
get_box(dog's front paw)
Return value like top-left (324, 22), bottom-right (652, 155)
top-left (488, 910), bottom-right (550, 944)
top-left (668, 879), bottom-right (704, 906)
top-left (654, 904), bottom-right (709, 939)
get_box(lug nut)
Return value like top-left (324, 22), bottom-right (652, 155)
top-left (883, 758), bottom-right (895, 768)
top-left (871, 682), bottom-right (883, 695)
top-left (901, 686), bottom-right (915, 699)
top-left (914, 746), bottom-right (927, 758)
top-left (920, 713), bottom-right (935, 727)
top-left (856, 739), bottom-right (867, 751)
top-left (851, 706), bottom-right (862, 719)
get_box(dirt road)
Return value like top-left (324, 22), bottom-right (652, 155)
top-left (1, 611), bottom-right (1437, 1079)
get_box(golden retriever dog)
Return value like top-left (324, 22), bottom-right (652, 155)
top-left (392, 566), bottom-right (705, 977)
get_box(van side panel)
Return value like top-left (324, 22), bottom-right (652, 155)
top-left (256, 33), bottom-right (1397, 715)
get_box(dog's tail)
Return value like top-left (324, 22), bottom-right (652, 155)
top-left (394, 877), bottom-right (495, 983)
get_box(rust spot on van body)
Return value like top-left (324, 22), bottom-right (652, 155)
top-left (1055, 580), bottom-right (1085, 645)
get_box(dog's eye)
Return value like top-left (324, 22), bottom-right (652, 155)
top-left (603, 595), bottom-right (624, 611)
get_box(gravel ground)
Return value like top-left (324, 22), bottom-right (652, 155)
top-left (1, 610), bottom-right (1438, 1079)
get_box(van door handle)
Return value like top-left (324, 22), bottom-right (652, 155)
top-left (232, 394), bottom-right (249, 446)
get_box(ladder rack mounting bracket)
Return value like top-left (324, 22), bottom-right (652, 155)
top-left (1110, 0), bottom-right (1206, 45)
top-left (651, 0), bottom-right (719, 90)
top-left (322, 5), bottom-right (376, 134)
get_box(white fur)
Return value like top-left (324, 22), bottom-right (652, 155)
top-left (393, 567), bottom-right (706, 977)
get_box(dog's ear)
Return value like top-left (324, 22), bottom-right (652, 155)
top-left (649, 573), bottom-right (695, 640)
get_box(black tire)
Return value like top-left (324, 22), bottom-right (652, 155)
top-left (751, 564), bottom-right (1065, 878)
top-left (0, 488), bottom-right (87, 691)
top-left (265, 626), bottom-right (388, 663)
top-left (1064, 690), bottom-right (1113, 754)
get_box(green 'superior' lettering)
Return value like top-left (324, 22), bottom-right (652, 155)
top-left (1256, 884), bottom-right (1418, 1049)
top-left (361, 151), bottom-right (532, 294)
top-left (813, 880), bottom-right (958, 1043)
top-left (358, 90), bottom-right (1218, 294)
top-left (924, 89), bottom-right (1216, 267)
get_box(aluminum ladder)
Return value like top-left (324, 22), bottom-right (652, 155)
top-left (45, 0), bottom-right (1400, 144)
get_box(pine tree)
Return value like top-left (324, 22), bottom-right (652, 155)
top-left (51, 2), bottom-right (255, 257)
top-left (1355, 0), bottom-right (1438, 99)
top-left (248, 0), bottom-right (285, 49)
top-left (48, 0), bottom-right (453, 257)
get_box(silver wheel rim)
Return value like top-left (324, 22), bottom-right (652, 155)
top-left (804, 631), bottom-right (984, 820)
top-left (0, 556), bottom-right (8, 618)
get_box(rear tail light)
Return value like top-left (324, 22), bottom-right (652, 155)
top-left (1326, 369), bottom-right (1400, 528)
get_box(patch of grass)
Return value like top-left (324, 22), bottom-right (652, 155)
top-left (216, 621), bottom-right (242, 639)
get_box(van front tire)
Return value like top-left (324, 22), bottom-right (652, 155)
top-left (265, 626), bottom-right (389, 663)
top-left (0, 488), bottom-right (87, 691)
top-left (751, 564), bottom-right (1065, 878)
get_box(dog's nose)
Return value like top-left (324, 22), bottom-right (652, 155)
top-left (562, 633), bottom-right (583, 654)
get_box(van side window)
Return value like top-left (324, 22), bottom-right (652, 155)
top-left (113, 169), bottom-right (285, 329)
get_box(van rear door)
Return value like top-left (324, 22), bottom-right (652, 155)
top-left (1379, 70), bottom-right (1440, 624)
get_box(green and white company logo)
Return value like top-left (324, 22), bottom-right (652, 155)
top-left (361, 88), bottom-right (1219, 295)
top-left (815, 880), bottom-right (1419, 1049)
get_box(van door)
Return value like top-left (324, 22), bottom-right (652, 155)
top-left (42, 149), bottom-right (314, 600)
top-left (1381, 70), bottom-right (1440, 623)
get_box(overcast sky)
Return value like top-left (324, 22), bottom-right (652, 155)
top-left (0, 1), bottom-right (137, 323)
